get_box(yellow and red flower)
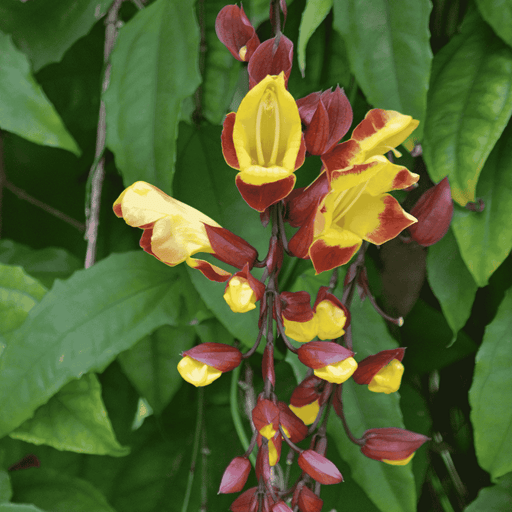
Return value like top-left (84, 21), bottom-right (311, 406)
top-left (113, 181), bottom-right (258, 282)
top-left (222, 72), bottom-right (306, 212)
top-left (287, 109), bottom-right (420, 273)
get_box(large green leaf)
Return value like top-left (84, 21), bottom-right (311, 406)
top-left (450, 121), bottom-right (512, 287)
top-left (0, 470), bottom-right (12, 503)
top-left (118, 325), bottom-right (195, 414)
top-left (332, 0), bottom-right (432, 138)
top-left (423, 7), bottom-right (512, 206)
top-left (476, 0), bottom-right (512, 48)
top-left (465, 472), bottom-right (512, 511)
top-left (298, 0), bottom-right (333, 76)
top-left (328, 298), bottom-right (416, 512)
top-left (202, 0), bottom-right (242, 124)
top-left (426, 228), bottom-right (478, 341)
top-left (0, 264), bottom-right (47, 338)
top-left (104, 0), bottom-right (201, 195)
top-left (0, 0), bottom-right (111, 72)
top-left (0, 31), bottom-right (80, 155)
top-left (469, 287), bottom-right (512, 481)
top-left (0, 240), bottom-right (81, 289)
top-left (9, 373), bottom-right (128, 457)
top-left (12, 467), bottom-right (116, 512)
top-left (0, 252), bottom-right (200, 438)
top-left (0, 505), bottom-right (45, 512)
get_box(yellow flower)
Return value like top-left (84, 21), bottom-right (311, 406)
top-left (368, 359), bottom-right (404, 394)
top-left (314, 357), bottom-right (358, 384)
top-left (177, 356), bottom-right (222, 387)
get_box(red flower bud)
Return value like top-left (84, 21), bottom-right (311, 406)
top-left (230, 487), bottom-right (259, 512)
top-left (297, 341), bottom-right (353, 370)
top-left (298, 450), bottom-right (343, 485)
top-left (182, 343), bottom-right (242, 373)
top-left (219, 456), bottom-right (252, 494)
top-left (280, 291), bottom-right (314, 322)
top-left (256, 440), bottom-right (272, 481)
top-left (296, 87), bottom-right (353, 156)
top-left (290, 375), bottom-right (325, 407)
top-left (408, 177), bottom-right (453, 246)
top-left (296, 485), bottom-right (323, 512)
top-left (273, 502), bottom-right (293, 512)
top-left (215, 5), bottom-right (260, 62)
top-left (361, 428), bottom-right (430, 464)
top-left (263, 344), bottom-right (276, 387)
top-left (248, 35), bottom-right (293, 88)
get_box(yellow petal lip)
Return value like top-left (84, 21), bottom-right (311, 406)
top-left (177, 356), bottom-right (222, 387)
top-left (315, 300), bottom-right (347, 340)
top-left (223, 277), bottom-right (257, 313)
top-left (233, 72), bottom-right (302, 176)
top-left (314, 357), bottom-right (358, 384)
top-left (259, 423), bottom-right (277, 440)
top-left (289, 400), bottom-right (320, 426)
top-left (283, 316), bottom-right (318, 343)
top-left (368, 359), bottom-right (404, 394)
top-left (383, 453), bottom-right (415, 466)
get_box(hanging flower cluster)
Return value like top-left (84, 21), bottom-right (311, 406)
top-left (113, 2), bottom-right (436, 510)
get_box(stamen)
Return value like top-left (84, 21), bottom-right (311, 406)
top-left (255, 87), bottom-right (280, 166)
top-left (334, 181), bottom-right (369, 221)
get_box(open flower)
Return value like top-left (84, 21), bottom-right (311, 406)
top-left (222, 73), bottom-right (306, 211)
top-left (361, 428), bottom-right (430, 465)
top-left (287, 109), bottom-right (419, 273)
top-left (353, 348), bottom-right (406, 394)
top-left (113, 181), bottom-right (258, 282)
top-left (298, 341), bottom-right (358, 384)
top-left (177, 343), bottom-right (242, 387)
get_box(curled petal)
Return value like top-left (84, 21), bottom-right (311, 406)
top-left (222, 112), bottom-right (240, 169)
top-left (186, 258), bottom-right (232, 282)
top-left (298, 450), bottom-right (343, 485)
top-left (183, 343), bottom-right (242, 372)
top-left (215, 5), bottom-right (260, 62)
top-left (219, 456), bottom-right (251, 494)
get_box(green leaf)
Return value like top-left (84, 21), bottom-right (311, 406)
top-left (0, 470), bottom-right (12, 503)
top-left (470, 287), bottom-right (512, 481)
top-left (12, 467), bottom-right (116, 512)
top-left (328, 297), bottom-right (416, 512)
top-left (0, 251), bottom-right (200, 438)
top-left (0, 264), bottom-right (47, 337)
top-left (465, 472), bottom-right (512, 511)
top-left (450, 121), bottom-right (512, 287)
top-left (202, 0), bottom-right (243, 124)
top-left (0, 31), bottom-right (80, 156)
top-left (104, 0), bottom-right (201, 195)
top-left (118, 325), bottom-right (196, 414)
top-left (332, 0), bottom-right (432, 138)
top-left (9, 373), bottom-right (129, 457)
top-left (0, 505), bottom-right (45, 512)
top-left (423, 7), bottom-right (512, 206)
top-left (0, 0), bottom-right (111, 72)
top-left (298, 0), bottom-right (333, 76)
top-left (0, 240), bottom-right (81, 289)
top-left (476, 0), bottom-right (512, 48)
top-left (426, 228), bottom-right (478, 342)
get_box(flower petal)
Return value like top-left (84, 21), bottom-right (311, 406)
top-left (309, 231), bottom-right (362, 273)
top-left (177, 357), bottom-right (222, 387)
top-left (236, 173), bottom-right (296, 212)
top-left (221, 112), bottom-right (240, 169)
top-left (364, 158), bottom-right (419, 196)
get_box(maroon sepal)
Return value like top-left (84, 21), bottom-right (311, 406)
top-left (353, 348), bottom-right (406, 385)
top-left (192, 259), bottom-right (232, 283)
top-left (215, 5), bottom-right (260, 62)
top-left (263, 344), bottom-right (276, 387)
top-left (298, 341), bottom-right (354, 370)
top-left (221, 112), bottom-right (240, 169)
top-left (219, 456), bottom-right (252, 494)
top-left (252, 398), bottom-right (280, 433)
top-left (295, 132), bottom-right (307, 169)
top-left (8, 454), bottom-right (40, 471)
top-left (236, 174), bottom-right (296, 212)
top-left (230, 487), bottom-right (259, 512)
top-left (284, 172), bottom-right (329, 228)
top-left (273, 502), bottom-right (293, 512)
top-left (297, 485), bottom-right (323, 512)
top-left (290, 375), bottom-right (325, 407)
top-left (204, 224), bottom-right (258, 270)
top-left (256, 441), bottom-right (272, 483)
top-left (248, 35), bottom-right (293, 89)
top-left (408, 176), bottom-right (453, 247)
top-left (278, 402), bottom-right (308, 443)
top-left (298, 450), bottom-right (343, 485)
top-left (361, 428), bottom-right (430, 461)
top-left (183, 343), bottom-right (242, 372)
top-left (280, 291), bottom-right (314, 322)
top-left (287, 208), bottom-right (317, 260)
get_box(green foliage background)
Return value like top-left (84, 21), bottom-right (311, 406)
top-left (1, 0), bottom-right (511, 510)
